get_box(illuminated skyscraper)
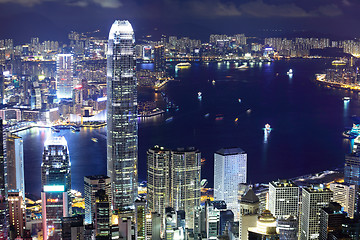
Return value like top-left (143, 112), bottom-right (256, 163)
top-left (147, 146), bottom-right (171, 222)
top-left (344, 152), bottom-right (360, 214)
top-left (106, 20), bottom-right (138, 210)
top-left (170, 147), bottom-right (201, 229)
top-left (0, 119), bottom-right (9, 239)
top-left (330, 182), bottom-right (356, 219)
top-left (42, 185), bottom-right (69, 240)
top-left (6, 134), bottom-right (25, 199)
top-left (268, 179), bottom-right (299, 219)
top-left (84, 175), bottom-right (111, 224)
top-left (56, 54), bottom-right (74, 99)
top-left (214, 147), bottom-right (247, 221)
top-left (41, 137), bottom-right (71, 211)
top-left (8, 190), bottom-right (25, 238)
top-left (300, 185), bottom-right (333, 240)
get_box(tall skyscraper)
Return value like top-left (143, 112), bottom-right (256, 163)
top-left (42, 185), bottom-right (69, 240)
top-left (41, 136), bottom-right (71, 215)
top-left (84, 175), bottom-right (111, 224)
top-left (154, 45), bottom-right (165, 72)
top-left (106, 20), bottom-right (138, 210)
top-left (147, 146), bottom-right (170, 222)
top-left (330, 182), bottom-right (356, 219)
top-left (214, 147), bottom-right (247, 221)
top-left (0, 119), bottom-right (9, 239)
top-left (268, 179), bottom-right (299, 219)
top-left (170, 147), bottom-right (201, 230)
top-left (56, 54), bottom-right (74, 99)
top-left (8, 190), bottom-right (25, 238)
top-left (6, 134), bottom-right (25, 199)
top-left (94, 189), bottom-right (111, 238)
top-left (300, 185), bottom-right (333, 240)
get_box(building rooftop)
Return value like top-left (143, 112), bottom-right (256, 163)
top-left (303, 185), bottom-right (332, 193)
top-left (270, 179), bottom-right (298, 188)
top-left (84, 175), bottom-right (109, 180)
top-left (215, 147), bottom-right (246, 155)
top-left (241, 188), bottom-right (259, 204)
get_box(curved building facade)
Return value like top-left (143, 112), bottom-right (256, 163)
top-left (107, 20), bottom-right (138, 210)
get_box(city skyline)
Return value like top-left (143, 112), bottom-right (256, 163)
top-left (0, 0), bottom-right (360, 43)
top-left (1, 13), bottom-right (360, 238)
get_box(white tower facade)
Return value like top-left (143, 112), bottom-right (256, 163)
top-left (214, 148), bottom-right (247, 220)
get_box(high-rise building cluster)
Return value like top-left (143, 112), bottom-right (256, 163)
top-left (1, 19), bottom-right (360, 240)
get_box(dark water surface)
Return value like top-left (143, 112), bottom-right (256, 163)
top-left (20, 59), bottom-right (357, 196)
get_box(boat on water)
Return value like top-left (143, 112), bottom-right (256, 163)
top-left (238, 98), bottom-right (241, 103)
top-left (91, 138), bottom-right (98, 143)
top-left (215, 114), bottom-right (224, 121)
top-left (204, 113), bottom-right (210, 118)
top-left (343, 97), bottom-right (351, 101)
top-left (198, 92), bottom-right (202, 99)
top-left (212, 80), bottom-right (216, 85)
top-left (264, 123), bottom-right (271, 131)
top-left (235, 118), bottom-right (239, 122)
top-left (176, 62), bottom-right (191, 68)
top-left (166, 116), bottom-right (173, 122)
top-left (237, 64), bottom-right (249, 70)
top-left (246, 109), bottom-right (252, 114)
top-left (287, 69), bottom-right (293, 75)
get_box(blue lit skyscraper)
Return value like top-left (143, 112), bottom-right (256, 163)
top-left (107, 20), bottom-right (138, 210)
top-left (214, 147), bottom-right (247, 221)
top-left (6, 134), bottom-right (25, 199)
top-left (56, 54), bottom-right (74, 99)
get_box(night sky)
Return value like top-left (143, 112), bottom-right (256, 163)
top-left (0, 0), bottom-right (359, 42)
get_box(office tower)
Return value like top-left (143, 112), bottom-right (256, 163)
top-left (300, 185), bottom-right (333, 240)
top-left (248, 210), bottom-right (278, 240)
top-left (330, 182), bottom-right (356, 218)
top-left (170, 147), bottom-right (201, 230)
top-left (344, 152), bottom-right (360, 214)
top-left (154, 45), bottom-right (165, 72)
top-left (94, 189), bottom-right (110, 238)
top-left (56, 54), bottom-right (74, 99)
top-left (8, 190), bottom-right (25, 238)
top-left (277, 216), bottom-right (298, 240)
top-left (268, 180), bottom-right (299, 219)
top-left (41, 185), bottom-right (69, 240)
top-left (147, 146), bottom-right (171, 223)
top-left (84, 175), bottom-right (111, 224)
top-left (319, 202), bottom-right (346, 240)
top-left (214, 148), bottom-right (247, 221)
top-left (0, 119), bottom-right (9, 239)
top-left (61, 216), bottom-right (84, 240)
top-left (41, 136), bottom-right (71, 212)
top-left (106, 20), bottom-right (137, 211)
top-left (239, 188), bottom-right (260, 240)
top-left (6, 134), bottom-right (25, 198)
top-left (135, 199), bottom-right (146, 240)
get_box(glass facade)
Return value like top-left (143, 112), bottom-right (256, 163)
top-left (107, 20), bottom-right (138, 210)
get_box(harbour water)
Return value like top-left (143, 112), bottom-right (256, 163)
top-left (20, 59), bottom-right (356, 196)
